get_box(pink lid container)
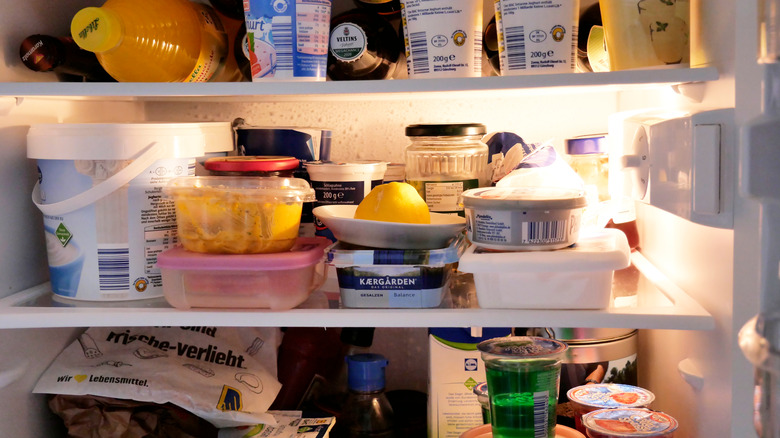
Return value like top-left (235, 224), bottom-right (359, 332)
top-left (157, 237), bottom-right (330, 310)
top-left (581, 408), bottom-right (678, 438)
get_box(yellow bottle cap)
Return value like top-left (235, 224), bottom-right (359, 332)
top-left (70, 7), bottom-right (122, 53)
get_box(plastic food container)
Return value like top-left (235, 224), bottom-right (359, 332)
top-left (327, 234), bottom-right (466, 308)
top-left (157, 237), bottom-right (330, 310)
top-left (461, 186), bottom-right (587, 251)
top-left (204, 156), bottom-right (300, 177)
top-left (567, 384), bottom-right (655, 433)
top-left (163, 176), bottom-right (315, 254)
top-left (581, 408), bottom-right (678, 438)
top-left (457, 229), bottom-right (630, 309)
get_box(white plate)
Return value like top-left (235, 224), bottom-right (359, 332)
top-left (313, 205), bottom-right (466, 249)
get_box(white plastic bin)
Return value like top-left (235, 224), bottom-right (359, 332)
top-left (27, 122), bottom-right (231, 301)
top-left (458, 229), bottom-right (630, 309)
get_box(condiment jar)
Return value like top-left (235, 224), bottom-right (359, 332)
top-left (565, 134), bottom-right (609, 203)
top-left (203, 156), bottom-right (299, 177)
top-left (404, 123), bottom-right (488, 216)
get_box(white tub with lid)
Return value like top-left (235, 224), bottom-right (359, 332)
top-left (461, 186), bottom-right (587, 251)
top-left (27, 122), bottom-right (230, 301)
top-left (458, 229), bottom-right (631, 309)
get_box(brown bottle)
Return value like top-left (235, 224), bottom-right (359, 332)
top-left (19, 34), bottom-right (115, 82)
top-left (327, 9), bottom-right (401, 81)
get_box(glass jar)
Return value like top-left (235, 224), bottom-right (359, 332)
top-left (565, 134), bottom-right (609, 203)
top-left (404, 123), bottom-right (488, 216)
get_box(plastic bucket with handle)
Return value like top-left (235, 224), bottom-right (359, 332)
top-left (27, 122), bottom-right (229, 301)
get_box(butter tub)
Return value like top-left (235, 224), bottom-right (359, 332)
top-left (327, 235), bottom-right (467, 308)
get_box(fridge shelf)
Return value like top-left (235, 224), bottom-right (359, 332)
top-left (0, 252), bottom-right (714, 330)
top-left (0, 67), bottom-right (719, 100)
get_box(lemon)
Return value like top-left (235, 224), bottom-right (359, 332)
top-left (354, 182), bottom-right (431, 224)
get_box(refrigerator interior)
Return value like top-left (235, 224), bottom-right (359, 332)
top-left (0, 0), bottom-right (768, 436)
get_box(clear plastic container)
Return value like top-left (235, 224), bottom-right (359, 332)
top-left (70, 0), bottom-right (228, 82)
top-left (405, 123), bottom-right (489, 216)
top-left (163, 176), bottom-right (315, 254)
top-left (156, 237), bottom-right (329, 309)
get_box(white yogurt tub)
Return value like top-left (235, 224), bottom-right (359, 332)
top-left (460, 186), bottom-right (587, 251)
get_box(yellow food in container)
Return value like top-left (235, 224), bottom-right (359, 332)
top-left (164, 176), bottom-right (316, 254)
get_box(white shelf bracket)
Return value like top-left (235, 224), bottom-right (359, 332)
top-left (677, 357), bottom-right (705, 390)
top-left (671, 82), bottom-right (707, 102)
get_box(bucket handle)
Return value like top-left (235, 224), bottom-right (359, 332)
top-left (32, 141), bottom-right (166, 216)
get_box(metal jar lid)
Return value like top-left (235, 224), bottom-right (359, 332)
top-left (565, 134), bottom-right (608, 155)
top-left (405, 123), bottom-right (487, 137)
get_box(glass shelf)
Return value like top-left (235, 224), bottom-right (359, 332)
top-left (0, 252), bottom-right (714, 330)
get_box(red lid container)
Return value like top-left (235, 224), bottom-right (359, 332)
top-left (204, 155), bottom-right (299, 176)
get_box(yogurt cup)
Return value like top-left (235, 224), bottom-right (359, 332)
top-left (305, 160), bottom-right (387, 241)
top-left (460, 187), bottom-right (587, 251)
top-left (399, 0), bottom-right (482, 78)
top-left (581, 408), bottom-right (678, 438)
top-left (567, 384), bottom-right (655, 434)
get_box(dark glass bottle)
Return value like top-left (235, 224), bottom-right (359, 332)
top-left (19, 35), bottom-right (115, 82)
top-left (483, 16), bottom-right (500, 75)
top-left (327, 9), bottom-right (401, 81)
top-left (340, 353), bottom-right (395, 438)
top-left (209, 0), bottom-right (244, 20)
top-left (353, 0), bottom-right (401, 17)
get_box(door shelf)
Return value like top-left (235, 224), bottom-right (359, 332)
top-left (0, 252), bottom-right (714, 330)
top-left (0, 67), bottom-right (719, 100)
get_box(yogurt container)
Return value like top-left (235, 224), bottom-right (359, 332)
top-left (306, 160), bottom-right (387, 241)
top-left (399, 0), bottom-right (482, 78)
top-left (567, 384), bottom-right (655, 433)
top-left (243, 0), bottom-right (332, 81)
top-left (472, 382), bottom-right (490, 424)
top-left (460, 186), bottom-right (587, 251)
top-left (581, 408), bottom-right (678, 438)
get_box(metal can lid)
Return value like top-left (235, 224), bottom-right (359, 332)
top-left (582, 408), bottom-right (678, 437)
top-left (565, 134), bottom-right (608, 155)
top-left (405, 123), bottom-right (487, 137)
top-left (204, 156), bottom-right (299, 173)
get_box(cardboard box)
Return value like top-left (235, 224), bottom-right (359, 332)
top-left (428, 328), bottom-right (511, 438)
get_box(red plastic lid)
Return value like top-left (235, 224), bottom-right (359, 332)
top-left (204, 156), bottom-right (299, 173)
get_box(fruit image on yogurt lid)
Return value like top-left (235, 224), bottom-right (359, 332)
top-left (567, 384), bottom-right (655, 410)
top-left (581, 408), bottom-right (678, 437)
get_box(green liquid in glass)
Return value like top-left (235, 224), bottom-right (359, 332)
top-left (484, 359), bottom-right (561, 438)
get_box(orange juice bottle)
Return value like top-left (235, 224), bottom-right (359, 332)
top-left (70, 0), bottom-right (228, 82)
